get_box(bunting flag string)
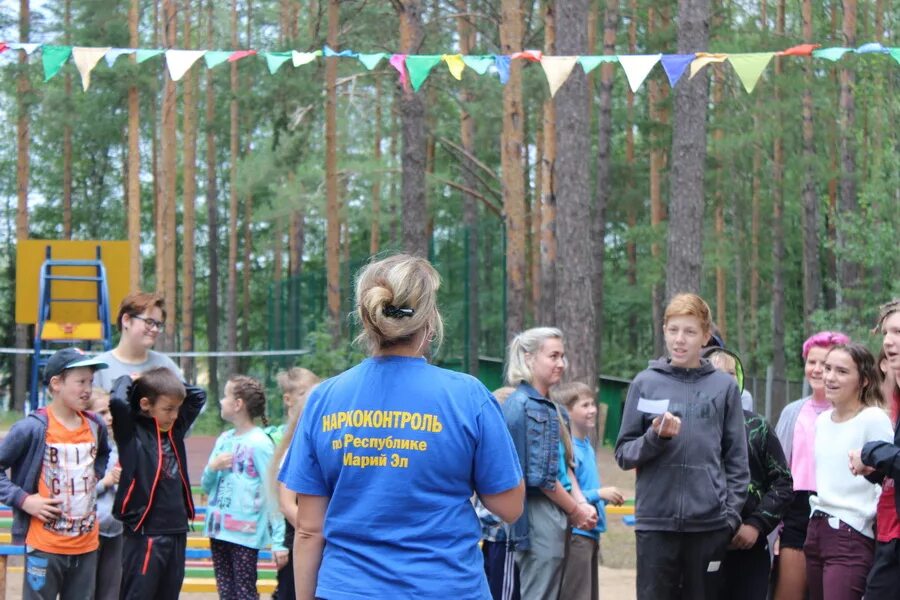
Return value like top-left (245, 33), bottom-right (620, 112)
top-left (1, 41), bottom-right (897, 95)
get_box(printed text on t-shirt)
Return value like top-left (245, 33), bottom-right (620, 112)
top-left (322, 410), bottom-right (443, 470)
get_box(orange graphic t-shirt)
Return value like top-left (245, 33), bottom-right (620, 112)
top-left (25, 408), bottom-right (99, 554)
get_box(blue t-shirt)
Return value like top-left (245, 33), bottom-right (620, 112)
top-left (557, 441), bottom-right (572, 491)
top-left (573, 435), bottom-right (607, 539)
top-left (279, 356), bottom-right (522, 600)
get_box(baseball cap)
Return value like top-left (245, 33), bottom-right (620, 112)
top-left (43, 348), bottom-right (109, 385)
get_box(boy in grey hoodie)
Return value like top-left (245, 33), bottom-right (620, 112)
top-left (615, 294), bottom-right (749, 600)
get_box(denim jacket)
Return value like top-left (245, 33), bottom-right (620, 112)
top-left (501, 382), bottom-right (565, 551)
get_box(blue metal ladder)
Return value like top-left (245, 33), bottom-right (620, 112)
top-left (29, 245), bottom-right (113, 410)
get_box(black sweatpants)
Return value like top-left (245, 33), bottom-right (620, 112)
top-left (635, 528), bottom-right (732, 600)
top-left (120, 531), bottom-right (186, 600)
top-left (719, 537), bottom-right (772, 600)
top-left (865, 539), bottom-right (900, 600)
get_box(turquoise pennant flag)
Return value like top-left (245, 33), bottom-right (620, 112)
top-left (577, 55), bottom-right (618, 74)
top-left (264, 51), bottom-right (292, 74)
top-left (406, 55), bottom-right (442, 91)
top-left (204, 51), bottom-right (232, 68)
top-left (462, 55), bottom-right (494, 75)
top-left (135, 49), bottom-right (164, 63)
top-left (358, 53), bottom-right (388, 70)
top-left (42, 45), bottom-right (72, 81)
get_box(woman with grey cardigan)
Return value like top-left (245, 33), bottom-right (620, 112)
top-left (772, 331), bottom-right (849, 600)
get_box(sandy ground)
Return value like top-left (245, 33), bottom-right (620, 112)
top-left (3, 438), bottom-right (639, 599)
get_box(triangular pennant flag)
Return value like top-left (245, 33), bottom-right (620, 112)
top-left (779, 43), bottom-right (819, 57)
top-left (165, 49), bottom-right (206, 81)
top-left (856, 42), bottom-right (888, 54)
top-left (462, 55), bottom-right (494, 75)
top-left (406, 55), bottom-right (442, 91)
top-left (689, 52), bottom-right (728, 79)
top-left (10, 42), bottom-right (41, 54)
top-left (104, 48), bottom-right (135, 68)
top-left (577, 55), bottom-right (617, 74)
top-left (443, 54), bottom-right (465, 80)
top-left (891, 48), bottom-right (900, 65)
top-left (42, 45), bottom-right (72, 82)
top-left (72, 46), bottom-right (110, 91)
top-left (617, 54), bottom-right (661, 93)
top-left (813, 47), bottom-right (852, 61)
top-left (493, 55), bottom-right (511, 84)
top-left (228, 50), bottom-right (257, 63)
top-left (389, 54), bottom-right (409, 92)
top-left (204, 50), bottom-right (232, 68)
top-left (511, 50), bottom-right (542, 62)
top-left (264, 51), bottom-right (292, 74)
top-left (292, 51), bottom-right (319, 67)
top-left (660, 54), bottom-right (695, 87)
top-left (323, 45), bottom-right (357, 58)
top-left (540, 56), bottom-right (578, 97)
top-left (0, 43), bottom-right (7, 54)
top-left (358, 52), bottom-right (388, 70)
top-left (136, 49), bottom-right (164, 63)
top-left (727, 53), bottom-right (774, 93)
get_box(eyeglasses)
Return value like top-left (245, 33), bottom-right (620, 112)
top-left (131, 315), bottom-right (166, 332)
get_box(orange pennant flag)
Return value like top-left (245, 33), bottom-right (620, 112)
top-left (511, 50), bottom-right (542, 62)
top-left (779, 43), bottom-right (820, 57)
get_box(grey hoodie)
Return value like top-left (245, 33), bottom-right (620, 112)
top-left (615, 358), bottom-right (749, 533)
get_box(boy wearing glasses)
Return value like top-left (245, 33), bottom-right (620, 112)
top-left (94, 292), bottom-right (182, 391)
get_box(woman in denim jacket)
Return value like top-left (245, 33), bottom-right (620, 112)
top-left (501, 327), bottom-right (597, 599)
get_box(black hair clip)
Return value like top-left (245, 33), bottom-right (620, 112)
top-left (383, 305), bottom-right (415, 318)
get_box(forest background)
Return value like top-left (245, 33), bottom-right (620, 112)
top-left (0, 0), bottom-right (897, 425)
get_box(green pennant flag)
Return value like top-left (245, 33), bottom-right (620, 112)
top-left (890, 48), bottom-right (900, 65)
top-left (42, 45), bottom-right (72, 81)
top-left (135, 49), bottom-right (164, 63)
top-left (577, 55), bottom-right (618, 74)
top-left (462, 55), bottom-right (493, 75)
top-left (358, 53), bottom-right (388, 70)
top-left (727, 52), bottom-right (774, 93)
top-left (204, 50), bottom-right (233, 69)
top-left (406, 55), bottom-right (442, 91)
top-left (812, 47), bottom-right (852, 62)
top-left (265, 51), bottom-right (292, 74)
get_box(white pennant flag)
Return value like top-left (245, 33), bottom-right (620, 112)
top-left (540, 56), bottom-right (579, 97)
top-left (9, 42), bottom-right (41, 55)
top-left (165, 49), bottom-right (207, 81)
top-left (292, 51), bottom-right (318, 67)
top-left (72, 47), bottom-right (111, 91)
top-left (618, 54), bottom-right (662, 93)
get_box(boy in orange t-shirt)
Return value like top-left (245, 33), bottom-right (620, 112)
top-left (0, 348), bottom-right (111, 599)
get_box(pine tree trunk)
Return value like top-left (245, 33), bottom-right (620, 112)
top-left (62, 0), bottom-right (72, 239)
top-left (241, 192), bottom-right (253, 369)
top-left (181, 0), bottom-right (198, 379)
top-left (538, 2), bottom-right (557, 325)
top-left (325, 0), bottom-right (341, 342)
top-left (800, 0), bottom-right (820, 335)
top-left (771, 0), bottom-right (787, 418)
top-left (648, 5), bottom-right (669, 358)
top-left (500, 0), bottom-right (526, 342)
top-left (665, 0), bottom-right (710, 299)
top-left (397, 1), bottom-right (429, 259)
top-left (127, 0), bottom-right (141, 292)
top-left (226, 0), bottom-right (240, 375)
top-left (713, 65), bottom-right (726, 338)
top-left (370, 79), bottom-right (382, 255)
top-left (624, 0), bottom-right (637, 344)
top-left (836, 0), bottom-right (858, 309)
top-left (158, 0), bottom-right (178, 352)
top-left (457, 0), bottom-right (479, 374)
top-left (555, 0), bottom-right (595, 387)
top-left (205, 0), bottom-right (219, 398)
top-left (13, 0), bottom-right (31, 411)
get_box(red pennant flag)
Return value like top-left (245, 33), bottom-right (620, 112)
top-left (228, 49), bottom-right (257, 63)
top-left (511, 50), bottom-right (542, 62)
top-left (778, 43), bottom-right (820, 57)
top-left (0, 43), bottom-right (8, 53)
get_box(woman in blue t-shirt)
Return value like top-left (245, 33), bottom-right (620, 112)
top-left (279, 254), bottom-right (524, 600)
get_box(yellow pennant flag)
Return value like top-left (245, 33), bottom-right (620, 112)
top-left (442, 54), bottom-right (466, 80)
top-left (540, 56), bottom-right (579, 97)
top-left (690, 52), bottom-right (728, 79)
top-left (72, 47), bottom-right (111, 91)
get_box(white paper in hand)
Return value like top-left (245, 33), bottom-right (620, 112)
top-left (637, 397), bottom-right (669, 415)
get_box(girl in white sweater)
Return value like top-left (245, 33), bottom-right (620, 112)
top-left (806, 343), bottom-right (893, 600)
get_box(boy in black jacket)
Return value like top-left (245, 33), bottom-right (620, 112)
top-left (110, 367), bottom-right (207, 600)
top-left (706, 348), bottom-right (793, 600)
